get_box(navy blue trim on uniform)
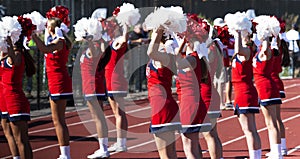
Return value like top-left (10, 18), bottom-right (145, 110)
top-left (149, 60), bottom-right (158, 73)
top-left (3, 58), bottom-right (12, 69)
top-left (50, 94), bottom-right (74, 101)
top-left (256, 54), bottom-right (262, 63)
top-left (107, 92), bottom-right (127, 97)
top-left (0, 112), bottom-right (9, 119)
top-left (9, 115), bottom-right (30, 122)
top-left (181, 125), bottom-right (212, 134)
top-left (280, 92), bottom-right (286, 98)
top-left (235, 55), bottom-right (242, 64)
top-left (259, 99), bottom-right (282, 106)
top-left (85, 95), bottom-right (107, 101)
top-left (234, 104), bottom-right (260, 116)
top-left (149, 123), bottom-right (182, 134)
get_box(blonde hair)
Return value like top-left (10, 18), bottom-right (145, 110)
top-left (48, 17), bottom-right (73, 50)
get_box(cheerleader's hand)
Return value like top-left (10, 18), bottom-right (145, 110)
top-left (55, 27), bottom-right (64, 39)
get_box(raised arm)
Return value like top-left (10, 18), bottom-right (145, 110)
top-left (175, 38), bottom-right (196, 69)
top-left (111, 25), bottom-right (129, 50)
top-left (147, 28), bottom-right (172, 66)
top-left (31, 33), bottom-right (63, 53)
top-left (234, 31), bottom-right (250, 58)
top-left (6, 36), bottom-right (21, 66)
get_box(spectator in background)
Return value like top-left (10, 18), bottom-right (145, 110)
top-left (286, 24), bottom-right (300, 77)
top-left (213, 18), bottom-right (234, 110)
top-left (24, 39), bottom-right (36, 98)
top-left (128, 23), bottom-right (150, 92)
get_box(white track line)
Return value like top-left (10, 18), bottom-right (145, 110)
top-left (29, 106), bottom-right (150, 134)
top-left (222, 113), bottom-right (300, 146)
top-left (287, 145), bottom-right (300, 155)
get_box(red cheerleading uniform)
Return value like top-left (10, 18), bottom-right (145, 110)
top-left (105, 41), bottom-right (128, 97)
top-left (80, 47), bottom-right (106, 101)
top-left (231, 48), bottom-right (259, 114)
top-left (176, 52), bottom-right (209, 133)
top-left (253, 49), bottom-right (282, 106)
top-left (45, 37), bottom-right (73, 100)
top-left (147, 59), bottom-right (181, 134)
top-left (2, 55), bottom-right (30, 121)
top-left (271, 47), bottom-right (285, 98)
top-left (0, 58), bottom-right (8, 119)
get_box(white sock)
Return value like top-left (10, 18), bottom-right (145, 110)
top-left (249, 149), bottom-right (261, 159)
top-left (13, 156), bottom-right (20, 159)
top-left (60, 146), bottom-right (71, 158)
top-left (281, 138), bottom-right (287, 150)
top-left (117, 138), bottom-right (126, 147)
top-left (99, 138), bottom-right (108, 152)
top-left (271, 144), bottom-right (282, 156)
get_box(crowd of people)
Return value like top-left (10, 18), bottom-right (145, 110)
top-left (0, 3), bottom-right (295, 159)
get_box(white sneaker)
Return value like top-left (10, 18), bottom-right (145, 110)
top-left (281, 149), bottom-right (287, 156)
top-left (107, 143), bottom-right (127, 152)
top-left (57, 155), bottom-right (68, 159)
top-left (87, 149), bottom-right (109, 159)
top-left (266, 150), bottom-right (288, 157)
top-left (266, 153), bottom-right (283, 159)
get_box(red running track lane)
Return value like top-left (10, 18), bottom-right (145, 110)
top-left (1, 78), bottom-right (300, 159)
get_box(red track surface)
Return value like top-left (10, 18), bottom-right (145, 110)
top-left (1, 78), bottom-right (300, 159)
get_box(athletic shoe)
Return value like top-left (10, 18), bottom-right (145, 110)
top-left (281, 149), bottom-right (288, 156)
top-left (222, 103), bottom-right (234, 110)
top-left (266, 149), bottom-right (288, 157)
top-left (87, 150), bottom-right (109, 159)
top-left (266, 153), bottom-right (283, 159)
top-left (57, 155), bottom-right (68, 159)
top-left (108, 143), bottom-right (127, 152)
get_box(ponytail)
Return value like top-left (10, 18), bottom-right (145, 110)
top-left (23, 49), bottom-right (36, 77)
top-left (281, 39), bottom-right (290, 67)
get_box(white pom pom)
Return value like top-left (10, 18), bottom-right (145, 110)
top-left (74, 17), bottom-right (89, 41)
top-left (23, 11), bottom-right (47, 33)
top-left (225, 11), bottom-right (252, 37)
top-left (87, 18), bottom-right (102, 41)
top-left (74, 17), bottom-right (102, 41)
top-left (2, 16), bottom-right (22, 44)
top-left (0, 16), bottom-right (22, 52)
top-left (0, 22), bottom-right (8, 52)
top-left (253, 15), bottom-right (280, 41)
top-left (116, 3), bottom-right (141, 27)
top-left (91, 8), bottom-right (107, 19)
top-left (144, 6), bottom-right (187, 36)
top-left (246, 9), bottom-right (256, 20)
top-left (164, 39), bottom-right (175, 54)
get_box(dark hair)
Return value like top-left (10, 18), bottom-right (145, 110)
top-left (97, 45), bottom-right (111, 72)
top-left (200, 58), bottom-right (209, 83)
top-left (280, 39), bottom-right (290, 67)
top-left (48, 17), bottom-right (73, 50)
top-left (15, 37), bottom-right (36, 77)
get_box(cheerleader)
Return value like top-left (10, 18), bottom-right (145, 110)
top-left (2, 35), bottom-right (35, 159)
top-left (267, 31), bottom-right (290, 156)
top-left (252, 16), bottom-right (282, 159)
top-left (232, 30), bottom-right (262, 159)
top-left (103, 24), bottom-right (129, 152)
top-left (199, 30), bottom-right (224, 159)
top-left (0, 44), bottom-right (20, 159)
top-left (175, 37), bottom-right (206, 159)
top-left (32, 6), bottom-right (73, 159)
top-left (105, 3), bottom-right (141, 151)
